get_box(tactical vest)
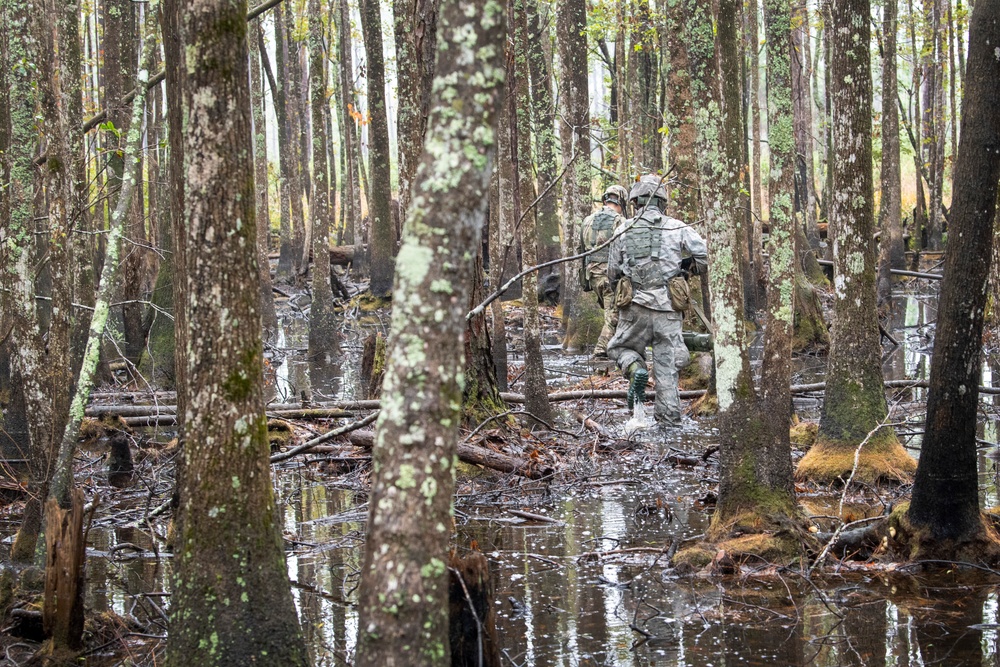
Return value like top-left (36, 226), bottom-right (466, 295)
top-left (623, 215), bottom-right (668, 290)
top-left (583, 210), bottom-right (617, 264)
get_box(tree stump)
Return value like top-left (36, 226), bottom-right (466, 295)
top-left (448, 551), bottom-right (501, 667)
top-left (42, 488), bottom-right (86, 652)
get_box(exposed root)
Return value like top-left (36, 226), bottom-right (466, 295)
top-left (888, 503), bottom-right (1000, 564)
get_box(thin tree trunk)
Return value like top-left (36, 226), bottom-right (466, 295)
top-left (354, 0), bottom-right (505, 659)
top-left (512, 0), bottom-right (552, 424)
top-left (747, 0), bottom-right (762, 230)
top-left (761, 0), bottom-right (796, 443)
top-left (878, 0), bottom-right (906, 305)
top-left (271, 6), bottom-right (295, 278)
top-left (360, 0), bottom-right (395, 297)
top-left (284, 8), bottom-right (308, 280)
top-left (555, 0), bottom-right (592, 346)
top-left (792, 2), bottom-right (820, 250)
top-left (488, 168), bottom-right (508, 391)
top-left (526, 0), bottom-right (559, 268)
top-left (393, 0), bottom-right (438, 227)
top-left (309, 0), bottom-right (336, 354)
top-left (664, 0), bottom-right (700, 222)
top-left (44, 27), bottom-right (153, 653)
top-left (167, 0), bottom-right (308, 660)
top-left (337, 0), bottom-right (360, 253)
top-left (251, 20), bottom-right (279, 336)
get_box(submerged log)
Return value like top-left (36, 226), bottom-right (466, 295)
top-left (348, 430), bottom-right (552, 479)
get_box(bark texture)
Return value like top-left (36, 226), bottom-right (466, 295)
top-left (798, 0), bottom-right (915, 485)
top-left (308, 0), bottom-right (336, 354)
top-left (908, 1), bottom-right (1000, 547)
top-left (555, 0), bottom-right (591, 346)
top-left (354, 0), bottom-right (505, 660)
top-left (360, 0), bottom-right (395, 297)
top-left (167, 0), bottom-right (307, 662)
top-left (877, 0), bottom-right (905, 302)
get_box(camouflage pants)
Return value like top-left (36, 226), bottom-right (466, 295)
top-left (588, 273), bottom-right (619, 354)
top-left (607, 304), bottom-right (690, 425)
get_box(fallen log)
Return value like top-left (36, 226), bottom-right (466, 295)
top-left (348, 430), bottom-right (553, 479)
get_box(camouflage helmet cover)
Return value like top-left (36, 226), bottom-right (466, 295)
top-left (628, 174), bottom-right (668, 202)
top-left (602, 185), bottom-right (629, 206)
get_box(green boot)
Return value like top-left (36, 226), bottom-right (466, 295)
top-left (626, 363), bottom-right (648, 409)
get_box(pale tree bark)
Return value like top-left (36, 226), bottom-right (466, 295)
top-left (2, 0), bottom-right (51, 565)
top-left (513, 0), bottom-right (552, 424)
top-left (167, 0), bottom-right (307, 662)
top-left (6, 0), bottom-right (83, 565)
top-left (285, 9), bottom-right (309, 278)
top-left (354, 0), bottom-right (506, 659)
top-left (747, 0), bottom-right (762, 227)
top-left (792, 2), bottom-right (820, 251)
top-left (684, 0), bottom-right (797, 532)
top-left (907, 0), bottom-right (1000, 555)
top-left (360, 0), bottom-right (395, 297)
top-left (393, 0), bottom-right (438, 226)
top-left (251, 19), bottom-right (279, 336)
top-left (759, 0), bottom-right (796, 479)
top-left (272, 5), bottom-right (296, 278)
top-left (526, 0), bottom-right (560, 267)
top-left (308, 0), bottom-right (336, 353)
top-left (555, 0), bottom-right (591, 346)
top-left (43, 16), bottom-right (153, 651)
top-left (797, 0), bottom-right (915, 485)
top-left (337, 0), bottom-right (360, 251)
top-left (878, 0), bottom-right (905, 305)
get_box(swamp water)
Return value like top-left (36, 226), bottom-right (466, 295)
top-left (7, 288), bottom-right (1000, 666)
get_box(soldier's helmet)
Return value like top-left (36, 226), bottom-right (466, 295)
top-left (628, 174), bottom-right (669, 213)
top-left (601, 185), bottom-right (629, 209)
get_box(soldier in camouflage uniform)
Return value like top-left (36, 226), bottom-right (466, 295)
top-left (579, 185), bottom-right (629, 358)
top-left (607, 175), bottom-right (708, 427)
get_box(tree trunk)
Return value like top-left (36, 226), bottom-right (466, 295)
top-left (555, 0), bottom-right (592, 346)
top-left (360, 0), bottom-right (395, 297)
top-left (337, 0), bottom-right (360, 253)
top-left (792, 2), bottom-right (820, 251)
top-left (354, 0), bottom-right (505, 659)
top-left (393, 0), bottom-right (438, 227)
top-left (760, 0), bottom-right (796, 451)
top-left (512, 0), bottom-right (553, 424)
top-left (271, 5), bottom-right (296, 278)
top-left (663, 0), bottom-right (700, 222)
top-left (167, 1), bottom-right (308, 662)
top-left (284, 4), bottom-right (309, 285)
top-left (747, 0), bottom-right (763, 237)
top-left (878, 0), bottom-right (906, 306)
top-left (251, 20), bottom-right (279, 336)
top-left (921, 0), bottom-right (947, 250)
top-left (488, 168), bottom-right (509, 391)
top-left (526, 0), bottom-right (560, 268)
top-left (2, 0), bottom-right (52, 565)
top-left (798, 0), bottom-right (915, 486)
top-left (907, 0), bottom-right (1000, 551)
top-left (309, 0), bottom-right (337, 355)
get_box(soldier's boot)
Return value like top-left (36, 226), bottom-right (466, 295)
top-left (626, 362), bottom-right (648, 409)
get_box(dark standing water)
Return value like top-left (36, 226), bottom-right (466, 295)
top-left (8, 287), bottom-right (1000, 665)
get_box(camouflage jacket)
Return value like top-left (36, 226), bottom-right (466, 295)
top-left (608, 209), bottom-right (708, 311)
top-left (579, 206), bottom-right (626, 279)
